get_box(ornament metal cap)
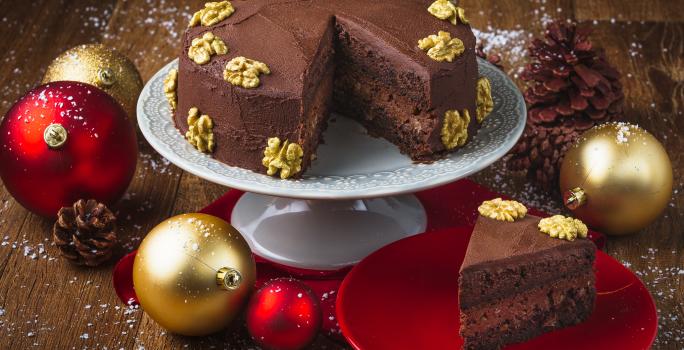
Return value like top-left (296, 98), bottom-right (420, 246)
top-left (44, 123), bottom-right (68, 149)
top-left (564, 187), bottom-right (587, 210)
top-left (97, 67), bottom-right (116, 87)
top-left (216, 267), bottom-right (242, 290)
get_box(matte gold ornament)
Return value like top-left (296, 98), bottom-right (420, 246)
top-left (133, 213), bottom-right (256, 336)
top-left (42, 44), bottom-right (143, 123)
top-left (559, 122), bottom-right (673, 236)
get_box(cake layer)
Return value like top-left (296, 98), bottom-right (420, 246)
top-left (332, 17), bottom-right (479, 160)
top-left (459, 243), bottom-right (595, 309)
top-left (333, 64), bottom-right (442, 159)
top-left (460, 269), bottom-right (595, 350)
top-left (299, 64), bottom-right (335, 171)
top-left (459, 215), bottom-right (596, 309)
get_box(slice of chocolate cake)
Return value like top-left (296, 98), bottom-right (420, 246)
top-left (459, 200), bottom-right (596, 350)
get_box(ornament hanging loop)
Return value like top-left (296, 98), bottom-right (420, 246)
top-left (563, 187), bottom-right (587, 210)
top-left (44, 123), bottom-right (68, 149)
top-left (216, 267), bottom-right (242, 290)
top-left (97, 67), bottom-right (116, 87)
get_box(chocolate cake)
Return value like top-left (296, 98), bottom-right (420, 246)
top-left (169, 0), bottom-right (490, 179)
top-left (459, 206), bottom-right (596, 350)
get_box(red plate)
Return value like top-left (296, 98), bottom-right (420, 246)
top-left (337, 227), bottom-right (657, 350)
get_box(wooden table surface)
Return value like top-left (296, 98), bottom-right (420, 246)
top-left (0, 0), bottom-right (682, 349)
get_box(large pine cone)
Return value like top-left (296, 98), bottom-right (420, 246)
top-left (508, 20), bottom-right (623, 189)
top-left (53, 199), bottom-right (117, 267)
top-left (522, 20), bottom-right (623, 123)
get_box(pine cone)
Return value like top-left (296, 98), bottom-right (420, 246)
top-left (508, 20), bottom-right (624, 189)
top-left (508, 120), bottom-right (586, 188)
top-left (53, 199), bottom-right (117, 267)
top-left (476, 43), bottom-right (504, 71)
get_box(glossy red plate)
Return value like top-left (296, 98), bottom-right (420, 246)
top-left (337, 227), bottom-right (657, 350)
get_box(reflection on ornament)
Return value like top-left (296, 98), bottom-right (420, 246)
top-left (133, 213), bottom-right (256, 336)
top-left (246, 278), bottom-right (322, 350)
top-left (559, 122), bottom-right (673, 235)
top-left (42, 44), bottom-right (143, 123)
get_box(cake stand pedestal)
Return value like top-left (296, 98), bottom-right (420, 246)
top-left (231, 193), bottom-right (426, 270)
top-left (137, 58), bottom-right (525, 271)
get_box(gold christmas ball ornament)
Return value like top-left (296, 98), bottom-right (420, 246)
top-left (559, 122), bottom-right (673, 236)
top-left (42, 44), bottom-right (143, 122)
top-left (133, 213), bottom-right (256, 336)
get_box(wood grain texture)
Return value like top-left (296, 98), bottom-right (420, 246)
top-left (574, 0), bottom-right (684, 22)
top-left (0, 0), bottom-right (682, 349)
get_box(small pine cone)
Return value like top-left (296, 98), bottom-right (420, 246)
top-left (53, 199), bottom-right (117, 267)
top-left (508, 121), bottom-right (583, 190)
top-left (476, 43), bottom-right (504, 71)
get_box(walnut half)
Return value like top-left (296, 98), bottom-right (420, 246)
top-left (188, 32), bottom-right (228, 65)
top-left (223, 56), bottom-right (270, 89)
top-left (189, 1), bottom-right (235, 27)
top-left (441, 109), bottom-right (470, 150)
top-left (186, 107), bottom-right (215, 153)
top-left (476, 77), bottom-right (494, 123)
top-left (427, 0), bottom-right (468, 25)
top-left (478, 198), bottom-right (527, 222)
top-left (163, 68), bottom-right (178, 111)
top-left (538, 215), bottom-right (588, 241)
top-left (262, 137), bottom-right (303, 180)
top-left (418, 31), bottom-right (465, 62)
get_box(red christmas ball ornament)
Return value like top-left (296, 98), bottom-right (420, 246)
top-left (0, 81), bottom-right (137, 217)
top-left (246, 278), bottom-right (322, 350)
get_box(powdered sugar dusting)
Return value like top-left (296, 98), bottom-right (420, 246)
top-left (618, 250), bottom-right (684, 347)
top-left (473, 27), bottom-right (532, 79)
top-left (1, 235), bottom-right (56, 262)
top-left (615, 122), bottom-right (633, 144)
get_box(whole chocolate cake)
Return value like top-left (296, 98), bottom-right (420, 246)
top-left (459, 199), bottom-right (596, 350)
top-left (167, 0), bottom-right (492, 179)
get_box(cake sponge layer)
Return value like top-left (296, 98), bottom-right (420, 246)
top-left (460, 269), bottom-right (595, 350)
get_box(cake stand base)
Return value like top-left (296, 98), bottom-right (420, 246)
top-left (231, 193), bottom-right (427, 270)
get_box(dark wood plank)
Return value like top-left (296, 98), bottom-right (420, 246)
top-left (574, 0), bottom-right (684, 22)
top-left (463, 0), bottom-right (574, 30)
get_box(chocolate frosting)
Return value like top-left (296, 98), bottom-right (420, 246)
top-left (461, 215), bottom-right (596, 271)
top-left (175, 0), bottom-right (479, 176)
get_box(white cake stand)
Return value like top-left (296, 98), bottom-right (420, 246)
top-left (137, 58), bottom-right (526, 270)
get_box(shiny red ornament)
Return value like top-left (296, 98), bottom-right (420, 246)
top-left (246, 278), bottom-right (322, 350)
top-left (0, 81), bottom-right (137, 218)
